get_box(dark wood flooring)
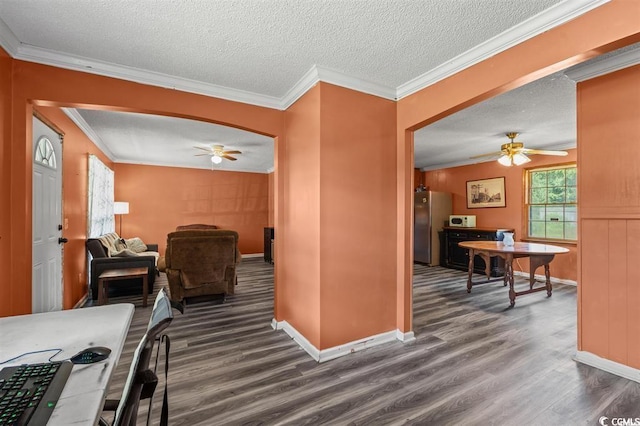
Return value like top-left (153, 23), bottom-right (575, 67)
top-left (100, 258), bottom-right (640, 425)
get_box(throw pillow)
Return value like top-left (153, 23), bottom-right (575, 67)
top-left (125, 237), bottom-right (148, 253)
top-left (114, 238), bottom-right (127, 252)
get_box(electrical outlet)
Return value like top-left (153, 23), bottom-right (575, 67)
top-left (64, 218), bottom-right (69, 229)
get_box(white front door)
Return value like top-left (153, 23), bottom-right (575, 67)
top-left (32, 116), bottom-right (64, 313)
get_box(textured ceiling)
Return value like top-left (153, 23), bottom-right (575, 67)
top-left (71, 109), bottom-right (274, 173)
top-left (0, 0), bottom-right (619, 173)
top-left (414, 72), bottom-right (577, 170)
top-left (0, 0), bottom-right (562, 97)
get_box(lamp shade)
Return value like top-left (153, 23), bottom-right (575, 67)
top-left (512, 152), bottom-right (531, 166)
top-left (211, 155), bottom-right (222, 164)
top-left (114, 201), bottom-right (129, 215)
top-left (497, 155), bottom-right (513, 167)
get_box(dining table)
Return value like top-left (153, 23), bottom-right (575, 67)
top-left (458, 241), bottom-right (569, 306)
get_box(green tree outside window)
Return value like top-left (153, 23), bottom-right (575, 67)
top-left (527, 165), bottom-right (577, 241)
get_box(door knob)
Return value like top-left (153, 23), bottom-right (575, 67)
top-left (58, 224), bottom-right (63, 230)
top-left (58, 237), bottom-right (69, 244)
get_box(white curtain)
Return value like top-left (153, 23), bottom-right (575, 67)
top-left (87, 155), bottom-right (115, 237)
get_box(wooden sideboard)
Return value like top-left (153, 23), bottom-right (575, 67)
top-left (442, 227), bottom-right (514, 277)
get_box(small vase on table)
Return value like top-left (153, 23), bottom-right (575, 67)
top-left (502, 232), bottom-right (515, 246)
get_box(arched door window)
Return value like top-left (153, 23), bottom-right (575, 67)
top-left (34, 136), bottom-right (57, 169)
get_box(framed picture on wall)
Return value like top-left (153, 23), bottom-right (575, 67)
top-left (466, 177), bottom-right (506, 208)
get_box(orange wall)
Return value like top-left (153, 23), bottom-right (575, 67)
top-left (423, 151), bottom-right (578, 281)
top-left (395, 0), bottom-right (640, 333)
top-left (319, 83), bottom-right (397, 348)
top-left (578, 64), bottom-right (640, 369)
top-left (113, 163), bottom-right (268, 255)
top-left (280, 82), bottom-right (398, 350)
top-left (0, 48), bottom-right (12, 314)
top-left (1, 0), bottom-right (639, 370)
top-left (5, 58), bottom-right (283, 315)
top-left (281, 84), bottom-right (321, 346)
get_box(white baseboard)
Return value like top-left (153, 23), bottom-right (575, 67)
top-left (574, 351), bottom-right (640, 383)
top-left (513, 270), bottom-right (577, 286)
top-left (396, 329), bottom-right (416, 343)
top-left (272, 319), bottom-right (414, 362)
top-left (242, 253), bottom-right (264, 259)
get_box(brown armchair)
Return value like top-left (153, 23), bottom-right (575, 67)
top-left (164, 229), bottom-right (240, 304)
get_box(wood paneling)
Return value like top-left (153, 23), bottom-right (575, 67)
top-left (578, 65), bottom-right (640, 369)
top-left (580, 220), bottom-right (610, 357)
top-left (626, 221), bottom-right (640, 369)
top-left (608, 220), bottom-right (628, 365)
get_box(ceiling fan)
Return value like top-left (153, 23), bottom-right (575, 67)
top-left (471, 132), bottom-right (568, 166)
top-left (194, 144), bottom-right (242, 164)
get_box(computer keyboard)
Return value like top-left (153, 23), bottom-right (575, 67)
top-left (0, 361), bottom-right (73, 426)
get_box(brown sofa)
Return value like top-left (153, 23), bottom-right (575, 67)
top-left (86, 232), bottom-right (159, 300)
top-left (163, 229), bottom-right (240, 304)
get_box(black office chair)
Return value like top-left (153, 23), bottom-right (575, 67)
top-left (99, 289), bottom-right (175, 426)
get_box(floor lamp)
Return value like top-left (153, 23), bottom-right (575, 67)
top-left (114, 201), bottom-right (129, 236)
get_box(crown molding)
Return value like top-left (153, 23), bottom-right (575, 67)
top-left (0, 17), bottom-right (19, 56)
top-left (316, 65), bottom-right (396, 101)
top-left (565, 47), bottom-right (640, 82)
top-left (14, 44), bottom-right (283, 110)
top-left (62, 108), bottom-right (115, 160)
top-left (0, 0), bottom-right (610, 111)
top-left (280, 65), bottom-right (321, 109)
top-left (396, 0), bottom-right (610, 100)
top-left (281, 64), bottom-right (396, 109)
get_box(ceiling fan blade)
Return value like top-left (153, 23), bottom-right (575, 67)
top-left (470, 151), bottom-right (503, 159)
top-left (223, 150), bottom-right (242, 155)
top-left (222, 154), bottom-right (237, 161)
top-left (522, 149), bottom-right (568, 156)
top-left (194, 153), bottom-right (211, 156)
top-left (194, 146), bottom-right (213, 152)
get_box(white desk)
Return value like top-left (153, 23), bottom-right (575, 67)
top-left (0, 303), bottom-right (134, 425)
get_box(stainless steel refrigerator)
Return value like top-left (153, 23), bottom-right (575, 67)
top-left (414, 190), bottom-right (452, 265)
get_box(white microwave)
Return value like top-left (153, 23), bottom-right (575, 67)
top-left (449, 215), bottom-right (476, 228)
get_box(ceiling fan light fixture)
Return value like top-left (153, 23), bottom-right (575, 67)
top-left (211, 155), bottom-right (222, 164)
top-left (497, 154), bottom-right (513, 167)
top-left (512, 152), bottom-right (531, 166)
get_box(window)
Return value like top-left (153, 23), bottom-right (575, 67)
top-left (34, 136), bottom-right (57, 169)
top-left (525, 164), bottom-right (577, 242)
top-left (87, 154), bottom-right (115, 237)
